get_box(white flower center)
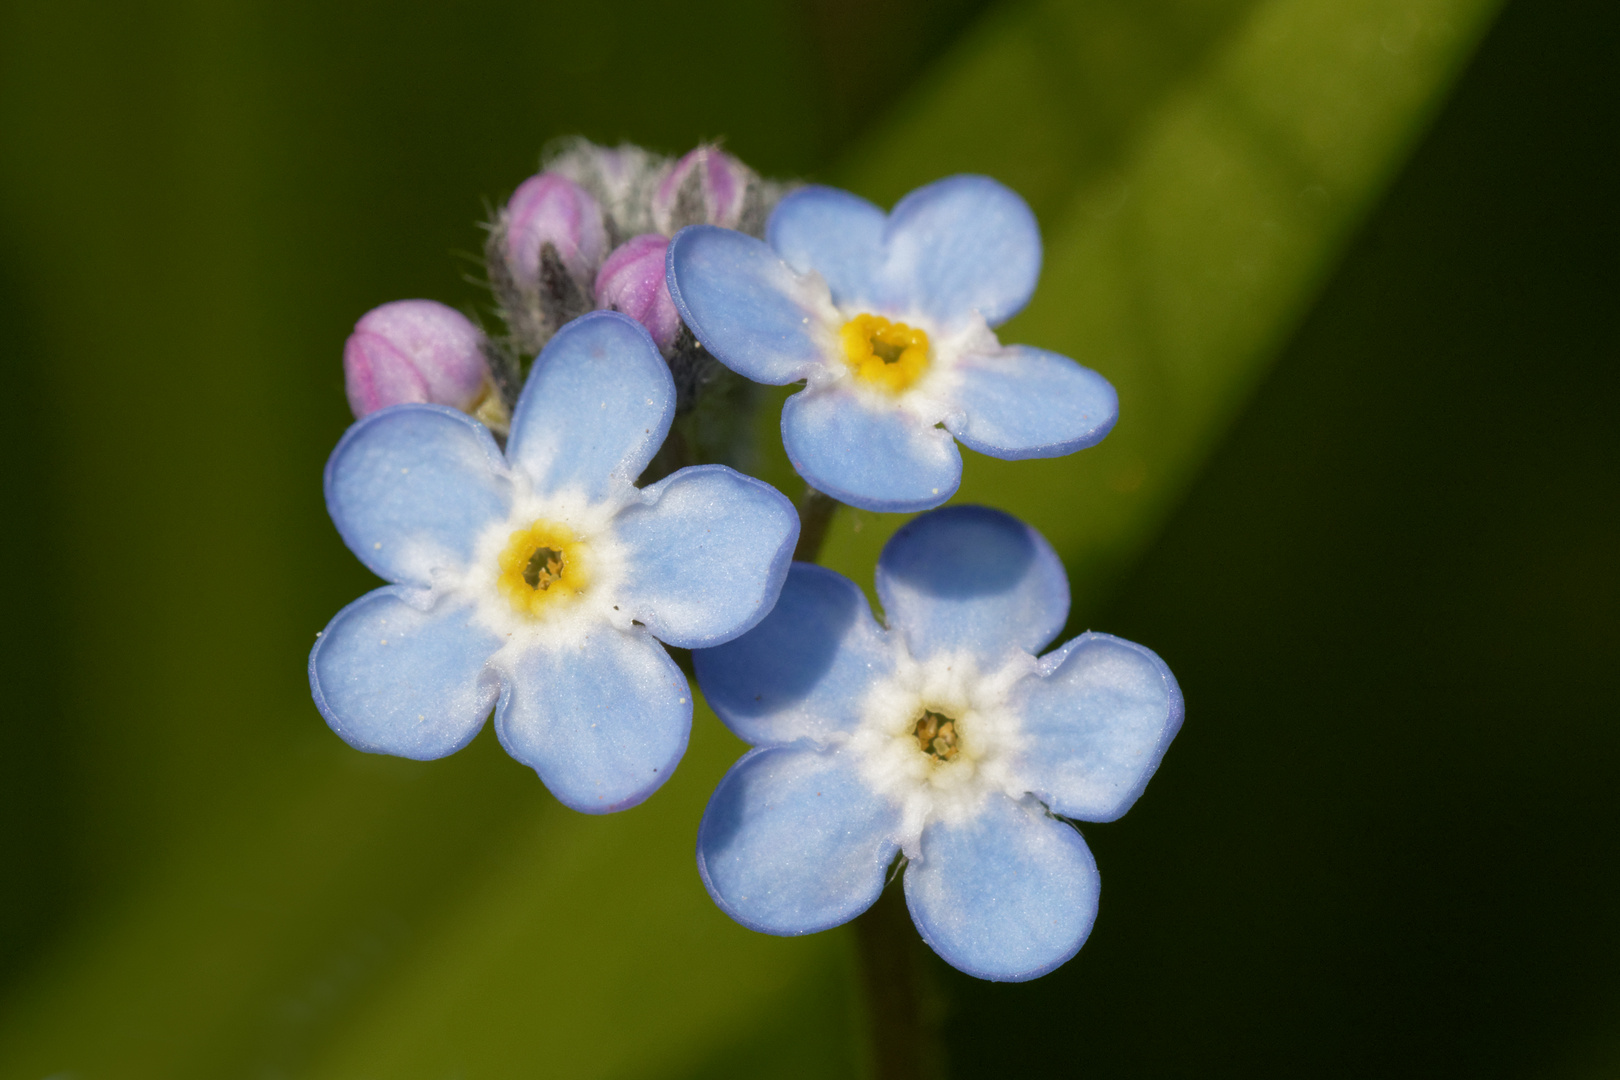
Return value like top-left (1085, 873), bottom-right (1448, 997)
top-left (845, 647), bottom-right (1035, 857)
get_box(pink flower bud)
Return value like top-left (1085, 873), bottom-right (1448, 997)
top-left (343, 300), bottom-right (490, 417)
top-left (594, 234), bottom-right (680, 350)
top-left (652, 146), bottom-right (752, 234)
top-left (504, 172), bottom-right (608, 289)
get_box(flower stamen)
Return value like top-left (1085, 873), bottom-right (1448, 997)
top-left (523, 546), bottom-right (565, 590)
top-left (914, 709), bottom-right (960, 762)
top-left (841, 313), bottom-right (929, 393)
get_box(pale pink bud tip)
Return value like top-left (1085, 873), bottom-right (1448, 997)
top-left (343, 300), bottom-right (489, 418)
top-left (594, 234), bottom-right (680, 350)
top-left (653, 146), bottom-right (749, 233)
top-left (505, 172), bottom-right (608, 287)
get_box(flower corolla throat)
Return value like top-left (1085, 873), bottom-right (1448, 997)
top-left (840, 313), bottom-right (930, 393)
top-left (914, 709), bottom-right (959, 761)
top-left (496, 518), bottom-right (590, 616)
top-left (849, 647), bottom-right (1033, 854)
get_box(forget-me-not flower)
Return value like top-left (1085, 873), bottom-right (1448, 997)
top-left (665, 176), bottom-right (1119, 512)
top-left (310, 310), bottom-right (799, 813)
top-left (692, 506), bottom-right (1182, 980)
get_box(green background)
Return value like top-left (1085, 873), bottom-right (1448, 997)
top-left (0, 0), bottom-right (1614, 1075)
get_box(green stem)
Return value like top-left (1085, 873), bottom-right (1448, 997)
top-left (852, 877), bottom-right (944, 1080)
top-left (793, 487), bottom-right (841, 563)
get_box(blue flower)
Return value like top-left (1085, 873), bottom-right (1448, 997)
top-left (692, 506), bottom-right (1181, 980)
top-left (310, 311), bottom-right (799, 813)
top-left (665, 176), bottom-right (1119, 512)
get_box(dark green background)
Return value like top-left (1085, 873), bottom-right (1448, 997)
top-left (948, 0), bottom-right (1619, 1073)
top-left (0, 0), bottom-right (1614, 1075)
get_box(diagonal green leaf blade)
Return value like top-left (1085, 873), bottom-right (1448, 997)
top-left (808, 0), bottom-right (1502, 622)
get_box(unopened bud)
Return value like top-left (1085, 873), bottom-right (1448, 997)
top-left (652, 146), bottom-right (754, 234)
top-left (344, 301), bottom-right (503, 429)
top-left (594, 234), bottom-right (680, 350)
top-left (504, 172), bottom-right (608, 289)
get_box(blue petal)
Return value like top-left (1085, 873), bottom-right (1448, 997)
top-left (309, 586), bottom-right (502, 759)
top-left (493, 625), bottom-right (690, 813)
top-left (875, 506), bottom-right (1068, 661)
top-left (905, 795), bottom-right (1099, 981)
top-left (781, 385), bottom-right (961, 512)
top-left (665, 225), bottom-right (828, 385)
top-left (505, 311), bottom-right (675, 502)
top-left (324, 405), bottom-right (512, 585)
top-left (766, 185), bottom-right (886, 310)
top-left (613, 465), bottom-right (799, 649)
top-left (694, 564), bottom-right (894, 747)
top-left (1010, 632), bottom-right (1184, 822)
top-left (946, 346), bottom-right (1119, 459)
top-left (882, 175), bottom-right (1041, 329)
top-left (698, 745), bottom-right (901, 935)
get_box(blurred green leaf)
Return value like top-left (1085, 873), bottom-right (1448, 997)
top-left (0, 0), bottom-right (1498, 1075)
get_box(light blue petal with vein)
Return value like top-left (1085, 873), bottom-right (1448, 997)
top-left (946, 346), bottom-right (1119, 459)
top-left (694, 564), bottom-right (895, 747)
top-left (698, 744), bottom-right (901, 935)
top-left (875, 506), bottom-right (1068, 661)
top-left (613, 465), bottom-right (799, 649)
top-left (493, 625), bottom-right (690, 813)
top-left (665, 225), bottom-right (828, 385)
top-left (881, 175), bottom-right (1041, 329)
top-left (766, 185), bottom-right (887, 310)
top-left (324, 405), bottom-right (511, 586)
top-left (1010, 632), bottom-right (1184, 822)
top-left (505, 311), bottom-right (675, 500)
top-left (781, 385), bottom-right (961, 512)
top-left (905, 795), bottom-right (1098, 981)
top-left (309, 586), bottom-right (501, 760)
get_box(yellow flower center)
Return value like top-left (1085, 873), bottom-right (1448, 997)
top-left (496, 519), bottom-right (589, 617)
top-left (840, 313), bottom-right (930, 393)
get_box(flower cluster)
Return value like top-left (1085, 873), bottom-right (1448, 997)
top-left (312, 140), bottom-right (1180, 980)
